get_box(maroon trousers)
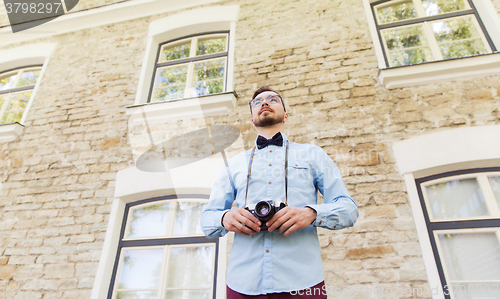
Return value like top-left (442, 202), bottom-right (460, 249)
top-left (227, 281), bottom-right (327, 299)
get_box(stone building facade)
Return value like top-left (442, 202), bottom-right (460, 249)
top-left (0, 0), bottom-right (499, 298)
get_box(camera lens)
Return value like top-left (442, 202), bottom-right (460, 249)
top-left (258, 205), bottom-right (269, 215)
top-left (255, 201), bottom-right (274, 221)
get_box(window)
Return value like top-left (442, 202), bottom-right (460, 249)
top-left (124, 6), bottom-right (238, 121)
top-left (416, 169), bottom-right (500, 299)
top-left (372, 0), bottom-right (495, 67)
top-left (0, 66), bottom-right (41, 124)
top-left (149, 33), bottom-right (229, 103)
top-left (363, 0), bottom-right (500, 88)
top-left (393, 125), bottom-right (500, 297)
top-left (108, 195), bottom-right (218, 299)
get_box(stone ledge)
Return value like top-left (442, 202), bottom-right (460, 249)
top-left (0, 122), bottom-right (25, 143)
top-left (126, 91), bottom-right (238, 124)
top-left (380, 53), bottom-right (500, 89)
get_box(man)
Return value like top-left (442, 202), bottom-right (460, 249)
top-left (201, 86), bottom-right (358, 298)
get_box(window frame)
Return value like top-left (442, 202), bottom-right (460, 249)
top-left (127, 5), bottom-right (239, 122)
top-left (0, 64), bottom-right (43, 125)
top-left (371, 0), bottom-right (496, 68)
top-left (415, 167), bottom-right (500, 299)
top-left (392, 125), bottom-right (500, 299)
top-left (0, 43), bottom-right (56, 142)
top-left (362, 0), bottom-right (500, 89)
top-left (148, 31), bottom-right (230, 104)
top-left (107, 194), bottom-right (219, 299)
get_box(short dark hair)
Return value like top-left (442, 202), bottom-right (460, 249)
top-left (249, 86), bottom-right (286, 112)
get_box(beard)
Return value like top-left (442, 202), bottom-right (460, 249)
top-left (253, 110), bottom-right (284, 127)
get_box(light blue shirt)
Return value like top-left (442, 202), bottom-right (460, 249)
top-left (201, 133), bottom-right (358, 295)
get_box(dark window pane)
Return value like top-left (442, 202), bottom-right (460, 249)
top-left (0, 73), bottom-right (18, 91)
top-left (422, 0), bottom-right (467, 17)
top-left (388, 48), bottom-right (433, 66)
top-left (382, 25), bottom-right (433, 66)
top-left (191, 58), bottom-right (225, 97)
top-left (117, 249), bottom-right (163, 289)
top-left (0, 91), bottom-right (31, 124)
top-left (437, 232), bottom-right (500, 281)
top-left (196, 35), bottom-right (227, 56)
top-left (126, 203), bottom-right (170, 239)
top-left (152, 65), bottom-right (188, 102)
top-left (165, 246), bottom-right (214, 289)
top-left (376, 1), bottom-right (417, 24)
top-left (432, 16), bottom-right (481, 42)
top-left (425, 178), bottom-right (488, 220)
top-left (383, 25), bottom-right (428, 50)
top-left (439, 39), bottom-right (487, 59)
top-left (159, 41), bottom-right (191, 62)
top-left (173, 201), bottom-right (206, 236)
top-left (431, 16), bottom-right (488, 59)
top-left (17, 70), bottom-right (40, 87)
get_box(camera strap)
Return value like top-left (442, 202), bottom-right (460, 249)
top-left (244, 140), bottom-right (289, 208)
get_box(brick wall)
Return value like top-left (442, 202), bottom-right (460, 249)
top-left (0, 0), bottom-right (499, 298)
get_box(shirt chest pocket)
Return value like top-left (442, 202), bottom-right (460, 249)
top-left (289, 160), bottom-right (309, 169)
top-left (286, 160), bottom-right (311, 181)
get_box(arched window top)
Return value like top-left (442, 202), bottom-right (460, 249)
top-left (0, 43), bottom-right (56, 71)
top-left (0, 65), bottom-right (42, 124)
top-left (148, 5), bottom-right (239, 40)
top-left (393, 125), bottom-right (500, 177)
top-left (0, 43), bottom-right (56, 142)
top-left (123, 195), bottom-right (209, 240)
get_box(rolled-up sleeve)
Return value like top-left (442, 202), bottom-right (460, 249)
top-left (306, 146), bottom-right (358, 230)
top-left (201, 166), bottom-right (236, 238)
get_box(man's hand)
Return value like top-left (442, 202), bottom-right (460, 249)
top-left (222, 208), bottom-right (261, 236)
top-left (267, 207), bottom-right (317, 236)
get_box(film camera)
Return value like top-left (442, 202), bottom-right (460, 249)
top-left (245, 199), bottom-right (287, 231)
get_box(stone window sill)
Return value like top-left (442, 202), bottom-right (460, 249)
top-left (126, 91), bottom-right (238, 123)
top-left (0, 122), bottom-right (25, 143)
top-left (379, 53), bottom-right (500, 89)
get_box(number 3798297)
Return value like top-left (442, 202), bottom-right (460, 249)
top-left (5, 2), bottom-right (62, 14)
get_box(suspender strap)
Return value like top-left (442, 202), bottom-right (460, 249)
top-left (244, 142), bottom-right (289, 208)
top-left (285, 141), bottom-right (289, 205)
top-left (244, 147), bottom-right (256, 208)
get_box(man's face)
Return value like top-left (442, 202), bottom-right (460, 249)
top-left (251, 91), bottom-right (288, 128)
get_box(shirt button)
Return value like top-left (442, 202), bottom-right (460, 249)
top-left (334, 226), bottom-right (336, 229)
top-left (319, 221), bottom-right (322, 225)
top-left (269, 150), bottom-right (272, 153)
top-left (269, 164), bottom-right (272, 166)
top-left (266, 249), bottom-right (269, 253)
top-left (268, 181), bottom-right (272, 184)
top-left (295, 164), bottom-right (298, 166)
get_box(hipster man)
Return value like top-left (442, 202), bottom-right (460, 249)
top-left (201, 86), bottom-right (358, 298)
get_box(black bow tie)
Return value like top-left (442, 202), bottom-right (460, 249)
top-left (256, 133), bottom-right (283, 149)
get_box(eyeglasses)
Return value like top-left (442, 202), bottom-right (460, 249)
top-left (249, 95), bottom-right (282, 108)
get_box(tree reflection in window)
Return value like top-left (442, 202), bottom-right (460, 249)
top-left (422, 0), bottom-right (466, 16)
top-left (125, 199), bottom-right (207, 239)
top-left (127, 203), bottom-right (170, 238)
top-left (374, 0), bottom-right (491, 67)
top-left (114, 197), bottom-right (215, 299)
top-left (0, 67), bottom-right (41, 124)
top-left (151, 33), bottom-right (228, 102)
top-left (165, 246), bottom-right (213, 299)
top-left (377, 0), bottom-right (417, 24)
